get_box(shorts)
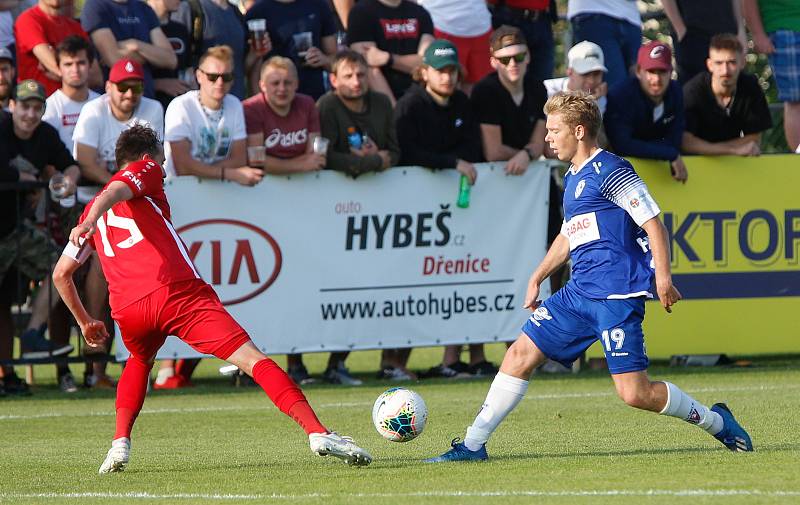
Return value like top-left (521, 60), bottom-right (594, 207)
top-left (434, 28), bottom-right (493, 84)
top-left (0, 221), bottom-right (58, 284)
top-left (768, 30), bottom-right (800, 102)
top-left (522, 282), bottom-right (649, 374)
top-left (114, 279), bottom-right (251, 361)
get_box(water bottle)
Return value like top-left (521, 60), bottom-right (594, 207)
top-left (347, 126), bottom-right (362, 149)
top-left (457, 174), bottom-right (471, 208)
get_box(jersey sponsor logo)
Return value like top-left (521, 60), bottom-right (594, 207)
top-left (379, 18), bottom-right (420, 39)
top-left (265, 127), bottom-right (308, 149)
top-left (574, 179), bottom-right (586, 198)
top-left (528, 306), bottom-right (552, 327)
top-left (177, 219), bottom-right (282, 305)
top-left (121, 170), bottom-right (143, 191)
top-left (563, 212), bottom-right (600, 251)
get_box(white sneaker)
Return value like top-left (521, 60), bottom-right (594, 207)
top-left (98, 437), bottom-right (130, 474)
top-left (309, 432), bottom-right (372, 466)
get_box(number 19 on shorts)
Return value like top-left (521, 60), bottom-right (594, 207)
top-left (601, 328), bottom-right (626, 351)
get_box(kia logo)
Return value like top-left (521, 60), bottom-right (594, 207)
top-left (176, 219), bottom-right (282, 305)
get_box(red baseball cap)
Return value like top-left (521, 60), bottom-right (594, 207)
top-left (109, 58), bottom-right (145, 83)
top-left (637, 41), bottom-right (672, 71)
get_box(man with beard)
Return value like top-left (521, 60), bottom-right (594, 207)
top-left (605, 41), bottom-right (688, 183)
top-left (395, 39), bottom-right (484, 381)
top-left (317, 49), bottom-right (398, 177)
top-left (682, 33), bottom-right (772, 156)
top-left (73, 58), bottom-right (164, 185)
top-left (0, 47), bottom-right (14, 110)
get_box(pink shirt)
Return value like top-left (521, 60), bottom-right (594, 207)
top-left (242, 92), bottom-right (320, 159)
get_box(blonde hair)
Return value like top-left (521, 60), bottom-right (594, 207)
top-left (199, 45), bottom-right (234, 68)
top-left (544, 91), bottom-right (601, 139)
top-left (259, 56), bottom-right (298, 80)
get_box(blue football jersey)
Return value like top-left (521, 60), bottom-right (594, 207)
top-left (560, 149), bottom-right (660, 299)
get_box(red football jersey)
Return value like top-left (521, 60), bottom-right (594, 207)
top-left (78, 159), bottom-right (200, 312)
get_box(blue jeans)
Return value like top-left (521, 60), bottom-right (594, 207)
top-left (571, 13), bottom-right (641, 88)
top-left (492, 10), bottom-right (554, 83)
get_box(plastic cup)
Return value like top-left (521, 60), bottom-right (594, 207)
top-left (312, 136), bottom-right (329, 155)
top-left (247, 19), bottom-right (268, 52)
top-left (49, 173), bottom-right (76, 208)
top-left (247, 145), bottom-right (266, 165)
top-left (293, 31), bottom-right (312, 59)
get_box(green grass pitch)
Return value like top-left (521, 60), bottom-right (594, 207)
top-left (1, 345), bottom-right (798, 505)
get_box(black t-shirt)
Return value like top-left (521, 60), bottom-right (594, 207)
top-left (246, 0), bottom-right (337, 100)
top-left (347, 0), bottom-right (433, 100)
top-left (676, 0), bottom-right (737, 37)
top-left (153, 20), bottom-right (192, 110)
top-left (0, 111), bottom-right (76, 237)
top-left (683, 72), bottom-right (772, 143)
top-left (471, 72), bottom-right (547, 150)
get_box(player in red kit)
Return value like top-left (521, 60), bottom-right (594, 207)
top-left (52, 125), bottom-right (372, 473)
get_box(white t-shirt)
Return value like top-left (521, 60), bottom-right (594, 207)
top-left (43, 89), bottom-right (101, 150)
top-left (72, 94), bottom-right (164, 173)
top-left (417, 0), bottom-right (491, 37)
top-left (164, 90), bottom-right (247, 177)
top-left (544, 76), bottom-right (607, 115)
top-left (567, 0), bottom-right (641, 27)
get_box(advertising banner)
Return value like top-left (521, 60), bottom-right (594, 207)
top-left (116, 163), bottom-right (552, 359)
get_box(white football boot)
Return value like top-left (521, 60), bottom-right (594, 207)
top-left (309, 432), bottom-right (372, 466)
top-left (98, 437), bottom-right (130, 474)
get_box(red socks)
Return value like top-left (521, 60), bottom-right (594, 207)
top-left (251, 358), bottom-right (327, 435)
top-left (114, 356), bottom-right (153, 440)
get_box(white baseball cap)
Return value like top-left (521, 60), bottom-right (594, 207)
top-left (568, 41), bottom-right (607, 74)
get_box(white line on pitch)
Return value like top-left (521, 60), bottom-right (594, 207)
top-left (2, 490), bottom-right (800, 501)
top-left (0, 384), bottom-right (795, 422)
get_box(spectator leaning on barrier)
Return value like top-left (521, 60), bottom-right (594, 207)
top-left (0, 47), bottom-right (14, 110)
top-left (605, 41), bottom-right (688, 183)
top-left (13, 0), bottom-right (103, 97)
top-left (73, 58), bottom-right (164, 185)
top-left (743, 0), bottom-right (800, 152)
top-left (661, 0), bottom-right (745, 84)
top-left (245, 0), bottom-right (337, 101)
top-left (486, 0), bottom-right (556, 85)
top-left (43, 36), bottom-right (101, 150)
top-left (243, 56), bottom-right (324, 176)
top-left (544, 40), bottom-right (608, 115)
top-left (417, 0), bottom-right (493, 94)
top-left (682, 34), bottom-right (772, 157)
top-left (395, 39), bottom-right (490, 380)
top-left (0, 80), bottom-right (79, 368)
top-left (567, 0), bottom-right (642, 88)
top-left (318, 49), bottom-right (399, 177)
top-left (347, 0), bottom-right (434, 106)
top-left (157, 45), bottom-right (252, 389)
top-left (147, 0), bottom-right (193, 111)
top-left (81, 0), bottom-right (177, 99)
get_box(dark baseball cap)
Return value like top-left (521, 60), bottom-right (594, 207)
top-left (14, 79), bottom-right (46, 102)
top-left (423, 39), bottom-right (459, 69)
top-left (637, 41), bottom-right (673, 71)
top-left (0, 47), bottom-right (12, 62)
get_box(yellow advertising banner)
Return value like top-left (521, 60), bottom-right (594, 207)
top-left (590, 154), bottom-right (800, 358)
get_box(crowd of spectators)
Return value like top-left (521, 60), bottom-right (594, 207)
top-left (0, 0), bottom-right (797, 396)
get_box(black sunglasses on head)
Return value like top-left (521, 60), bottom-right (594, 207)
top-left (199, 69), bottom-right (235, 83)
top-left (495, 52), bottom-right (527, 66)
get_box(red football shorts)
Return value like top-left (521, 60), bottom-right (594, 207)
top-left (434, 28), bottom-right (493, 84)
top-left (114, 279), bottom-right (251, 361)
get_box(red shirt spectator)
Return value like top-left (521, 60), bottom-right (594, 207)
top-left (243, 88), bottom-right (320, 161)
top-left (14, 2), bottom-right (90, 96)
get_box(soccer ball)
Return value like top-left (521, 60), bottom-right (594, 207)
top-left (372, 387), bottom-right (428, 442)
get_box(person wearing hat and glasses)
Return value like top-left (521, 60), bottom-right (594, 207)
top-left (605, 41), bottom-right (688, 183)
top-left (73, 58), bottom-right (164, 186)
top-left (545, 40), bottom-right (609, 115)
top-left (396, 39), bottom-right (492, 380)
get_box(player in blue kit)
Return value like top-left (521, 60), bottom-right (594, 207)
top-left (426, 91), bottom-right (753, 463)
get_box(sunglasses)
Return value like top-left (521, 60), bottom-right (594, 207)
top-left (116, 82), bottom-right (144, 94)
top-left (199, 69), bottom-right (235, 83)
top-left (495, 52), bottom-right (527, 66)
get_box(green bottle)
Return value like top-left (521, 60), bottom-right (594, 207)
top-left (457, 174), bottom-right (471, 208)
